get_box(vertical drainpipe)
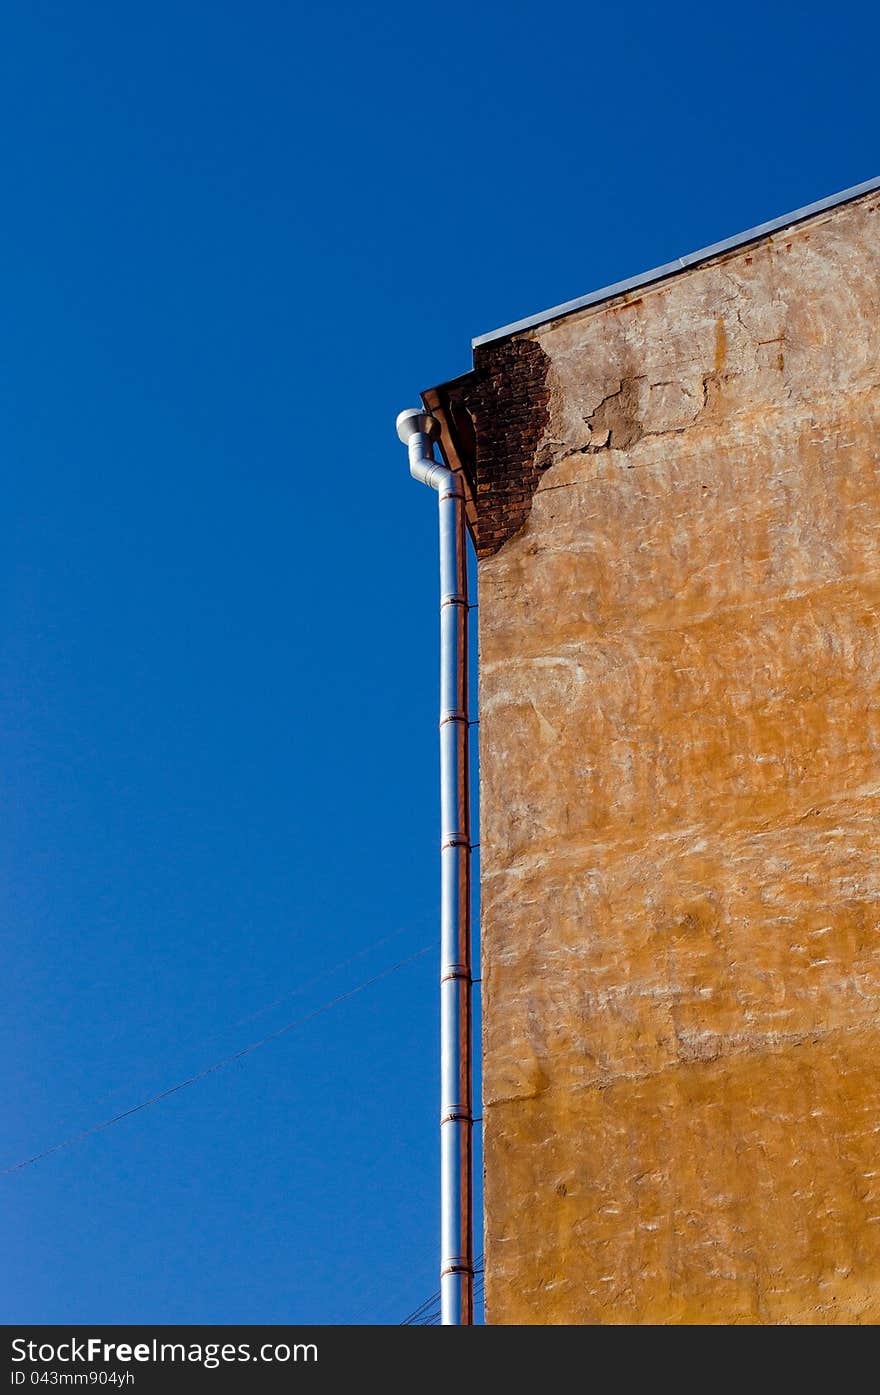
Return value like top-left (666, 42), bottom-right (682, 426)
top-left (396, 408), bottom-right (473, 1327)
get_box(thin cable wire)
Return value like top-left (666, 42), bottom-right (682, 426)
top-left (400, 1254), bottom-right (484, 1325)
top-left (401, 1292), bottom-right (441, 1326)
top-left (46, 910), bottom-right (438, 1124)
top-left (418, 1275), bottom-right (485, 1327)
top-left (409, 1269), bottom-right (485, 1327)
top-left (197, 910), bottom-right (436, 1045)
top-left (2, 943), bottom-right (435, 1177)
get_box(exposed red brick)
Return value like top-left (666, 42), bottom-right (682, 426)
top-left (444, 337), bottom-right (551, 557)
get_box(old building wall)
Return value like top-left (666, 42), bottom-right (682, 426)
top-left (477, 191), bottom-right (880, 1323)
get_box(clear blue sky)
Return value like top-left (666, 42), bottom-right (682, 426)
top-left (2, 0), bottom-right (877, 1325)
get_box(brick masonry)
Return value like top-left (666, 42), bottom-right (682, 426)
top-left (443, 337), bottom-right (551, 557)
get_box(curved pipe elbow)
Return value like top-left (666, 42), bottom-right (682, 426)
top-left (410, 455), bottom-right (460, 496)
top-left (407, 438), bottom-right (464, 499)
top-left (397, 409), bottom-right (465, 500)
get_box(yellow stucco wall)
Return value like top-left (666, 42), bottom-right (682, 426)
top-left (479, 191), bottom-right (880, 1323)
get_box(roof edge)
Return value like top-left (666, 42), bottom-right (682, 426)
top-left (472, 174), bottom-right (880, 350)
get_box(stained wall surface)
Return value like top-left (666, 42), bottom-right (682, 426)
top-left (477, 191), bottom-right (880, 1323)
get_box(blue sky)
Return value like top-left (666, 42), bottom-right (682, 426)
top-left (2, 0), bottom-right (878, 1324)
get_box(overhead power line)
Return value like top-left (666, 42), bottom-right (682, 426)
top-left (400, 1256), bottom-right (485, 1326)
top-left (3, 943), bottom-right (435, 1178)
top-left (194, 912), bottom-right (436, 1046)
top-left (57, 911), bottom-right (437, 1121)
top-left (416, 1273), bottom-right (485, 1326)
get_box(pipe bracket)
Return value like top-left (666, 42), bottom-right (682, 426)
top-left (440, 967), bottom-right (472, 985)
top-left (440, 833), bottom-right (470, 850)
top-left (439, 710), bottom-right (468, 727)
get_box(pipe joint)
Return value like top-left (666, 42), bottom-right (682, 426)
top-left (440, 968), bottom-right (472, 985)
top-left (396, 408), bottom-right (465, 497)
top-left (396, 408), bottom-right (440, 445)
top-left (440, 833), bottom-right (470, 850)
top-left (439, 709), bottom-right (468, 727)
top-left (410, 454), bottom-right (449, 491)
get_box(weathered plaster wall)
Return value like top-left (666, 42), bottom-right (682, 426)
top-left (478, 191), bottom-right (880, 1323)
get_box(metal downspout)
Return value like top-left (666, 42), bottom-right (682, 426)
top-left (396, 408), bottom-right (474, 1327)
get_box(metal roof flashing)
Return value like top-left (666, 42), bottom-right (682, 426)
top-left (470, 175), bottom-right (880, 351)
